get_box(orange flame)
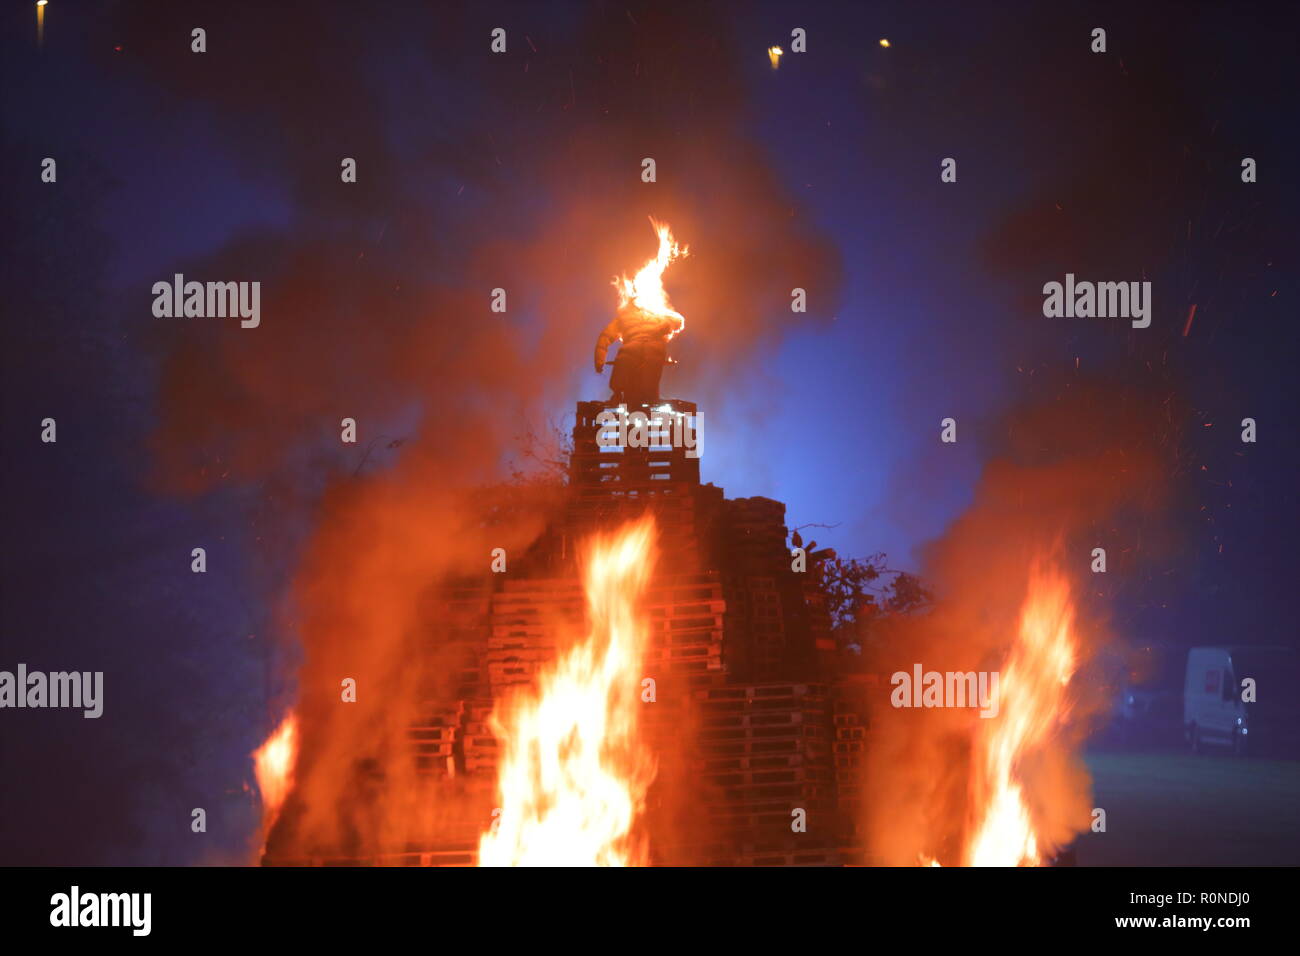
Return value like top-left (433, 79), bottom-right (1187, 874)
top-left (253, 711), bottom-right (298, 833)
top-left (964, 562), bottom-right (1076, 866)
top-left (479, 515), bottom-right (658, 866)
top-left (614, 218), bottom-right (689, 333)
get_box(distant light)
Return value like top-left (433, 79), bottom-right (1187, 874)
top-left (879, 38), bottom-right (890, 48)
top-left (768, 45), bottom-right (783, 69)
top-left (38, 1), bottom-right (48, 6)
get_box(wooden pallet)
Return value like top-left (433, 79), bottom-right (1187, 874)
top-left (701, 767), bottom-right (836, 791)
top-left (692, 752), bottom-right (814, 773)
top-left (729, 845), bottom-right (845, 867)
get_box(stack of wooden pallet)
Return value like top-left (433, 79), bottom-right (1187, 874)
top-left (428, 582), bottom-right (492, 700)
top-left (465, 571), bottom-right (726, 783)
top-left (265, 845), bottom-right (481, 867)
top-left (564, 483), bottom-right (721, 574)
top-left (359, 394), bottom-right (864, 866)
top-left (485, 573), bottom-right (726, 692)
top-left (725, 496), bottom-right (788, 574)
top-left (485, 577), bottom-right (584, 695)
top-left (644, 572), bottom-right (726, 680)
top-left (409, 700), bottom-right (464, 778)
top-left (461, 698), bottom-right (499, 779)
top-left (832, 705), bottom-right (866, 815)
top-left (691, 682), bottom-right (836, 840)
top-left (570, 399), bottom-right (702, 491)
top-left (568, 399), bottom-right (718, 572)
top-left (831, 673), bottom-right (881, 828)
top-left (704, 840), bottom-right (847, 867)
top-left (722, 575), bottom-right (786, 680)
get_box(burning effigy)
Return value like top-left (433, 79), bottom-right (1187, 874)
top-left (594, 219), bottom-right (689, 408)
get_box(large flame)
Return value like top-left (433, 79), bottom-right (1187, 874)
top-left (964, 562), bottom-right (1077, 866)
top-left (253, 710), bottom-right (298, 835)
top-left (479, 515), bottom-right (659, 866)
top-left (614, 218), bottom-right (689, 332)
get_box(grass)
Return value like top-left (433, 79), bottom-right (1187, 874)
top-left (1075, 750), bottom-right (1300, 866)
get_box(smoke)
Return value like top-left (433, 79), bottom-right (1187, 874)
top-left (128, 2), bottom-right (841, 500)
top-left (858, 383), bottom-right (1176, 865)
top-left (123, 2), bottom-right (839, 857)
top-left (846, 2), bottom-right (1284, 865)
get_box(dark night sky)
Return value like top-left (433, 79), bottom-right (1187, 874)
top-left (2, 1), bottom-right (1296, 864)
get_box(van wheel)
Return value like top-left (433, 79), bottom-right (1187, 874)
top-left (1190, 725), bottom-right (1203, 754)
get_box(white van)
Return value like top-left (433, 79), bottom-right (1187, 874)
top-left (1184, 646), bottom-right (1300, 756)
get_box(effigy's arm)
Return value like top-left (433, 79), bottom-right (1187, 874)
top-left (594, 317), bottom-right (622, 373)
